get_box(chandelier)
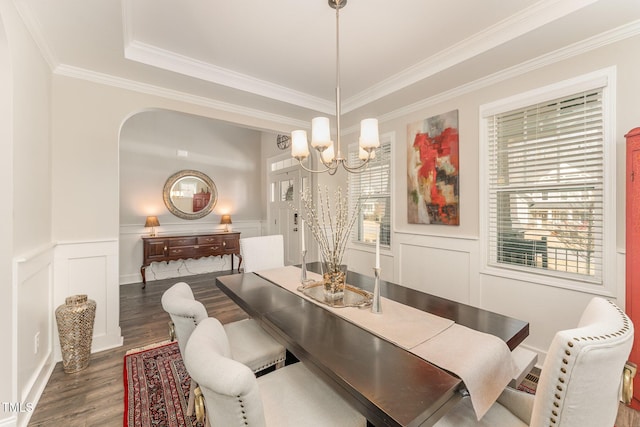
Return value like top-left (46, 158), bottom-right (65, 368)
top-left (290, 0), bottom-right (380, 175)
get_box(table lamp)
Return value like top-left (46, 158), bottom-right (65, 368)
top-left (144, 216), bottom-right (160, 236)
top-left (220, 214), bottom-right (232, 232)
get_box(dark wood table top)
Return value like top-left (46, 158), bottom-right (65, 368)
top-left (215, 264), bottom-right (529, 427)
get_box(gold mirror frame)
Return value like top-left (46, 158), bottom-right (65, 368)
top-left (163, 170), bottom-right (217, 220)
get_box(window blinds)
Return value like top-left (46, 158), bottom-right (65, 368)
top-left (487, 89), bottom-right (604, 282)
top-left (348, 142), bottom-right (392, 246)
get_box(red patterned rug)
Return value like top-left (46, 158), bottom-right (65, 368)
top-left (517, 368), bottom-right (540, 395)
top-left (123, 341), bottom-right (200, 427)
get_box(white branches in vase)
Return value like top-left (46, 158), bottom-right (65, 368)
top-left (297, 185), bottom-right (361, 275)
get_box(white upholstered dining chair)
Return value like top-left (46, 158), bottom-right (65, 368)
top-left (161, 282), bottom-right (286, 416)
top-left (239, 235), bottom-right (285, 273)
top-left (434, 297), bottom-right (634, 427)
top-left (184, 317), bottom-right (366, 427)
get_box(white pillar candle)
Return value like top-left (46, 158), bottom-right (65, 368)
top-left (375, 223), bottom-right (380, 269)
top-left (301, 218), bottom-right (306, 252)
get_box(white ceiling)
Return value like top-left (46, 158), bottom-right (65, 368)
top-left (15, 0), bottom-right (640, 129)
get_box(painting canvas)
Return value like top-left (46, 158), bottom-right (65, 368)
top-left (407, 110), bottom-right (459, 225)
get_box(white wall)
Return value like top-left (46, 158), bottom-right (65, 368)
top-left (345, 34), bottom-right (640, 364)
top-left (118, 109), bottom-right (265, 284)
top-left (0, 1), bottom-right (54, 425)
top-left (47, 73), bottom-right (299, 364)
top-left (0, 6), bottom-right (14, 427)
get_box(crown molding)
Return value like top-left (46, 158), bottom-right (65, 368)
top-left (343, 0), bottom-right (601, 112)
top-left (16, 0), bottom-right (640, 134)
top-left (379, 19), bottom-right (640, 124)
top-left (53, 64), bottom-right (309, 130)
top-left (119, 0), bottom-right (602, 115)
top-left (124, 41), bottom-right (335, 115)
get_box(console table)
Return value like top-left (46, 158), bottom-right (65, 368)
top-left (141, 232), bottom-right (241, 288)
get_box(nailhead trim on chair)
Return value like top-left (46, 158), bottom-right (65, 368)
top-left (237, 395), bottom-right (249, 425)
top-left (251, 355), bottom-right (287, 374)
top-left (546, 300), bottom-right (631, 427)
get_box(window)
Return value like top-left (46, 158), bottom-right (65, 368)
top-left (348, 136), bottom-right (392, 247)
top-left (482, 71), bottom-right (614, 286)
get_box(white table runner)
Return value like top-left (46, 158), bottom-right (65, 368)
top-left (255, 266), bottom-right (517, 420)
top-left (257, 266), bottom-right (454, 348)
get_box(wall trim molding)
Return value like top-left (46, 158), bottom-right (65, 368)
top-left (124, 40), bottom-right (334, 115)
top-left (53, 240), bottom-right (123, 359)
top-left (379, 20), bottom-right (640, 124)
top-left (17, 0), bottom-right (639, 134)
top-left (54, 64), bottom-right (309, 130)
top-left (12, 246), bottom-right (55, 427)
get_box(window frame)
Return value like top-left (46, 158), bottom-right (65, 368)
top-left (479, 67), bottom-right (616, 296)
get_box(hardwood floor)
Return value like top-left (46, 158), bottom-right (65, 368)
top-left (29, 271), bottom-right (248, 427)
top-left (29, 271), bottom-right (640, 426)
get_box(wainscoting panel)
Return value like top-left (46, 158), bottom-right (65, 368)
top-left (53, 240), bottom-right (122, 359)
top-left (347, 246), bottom-right (394, 282)
top-left (392, 233), bottom-right (479, 305)
top-left (399, 242), bottom-right (471, 304)
top-left (13, 244), bottom-right (55, 427)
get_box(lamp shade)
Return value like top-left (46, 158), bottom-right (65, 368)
top-left (144, 216), bottom-right (160, 228)
top-left (321, 143), bottom-right (335, 164)
top-left (359, 146), bottom-right (376, 161)
top-left (220, 214), bottom-right (232, 225)
top-left (291, 130), bottom-right (310, 159)
top-left (310, 117), bottom-right (332, 149)
top-left (359, 118), bottom-right (380, 149)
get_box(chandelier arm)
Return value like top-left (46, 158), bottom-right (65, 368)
top-left (296, 159), bottom-right (337, 174)
top-left (341, 158), bottom-right (372, 173)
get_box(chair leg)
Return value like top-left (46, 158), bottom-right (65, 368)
top-left (168, 321), bottom-right (175, 341)
top-left (187, 379), bottom-right (197, 416)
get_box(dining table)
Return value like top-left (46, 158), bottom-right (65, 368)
top-left (215, 263), bottom-right (529, 427)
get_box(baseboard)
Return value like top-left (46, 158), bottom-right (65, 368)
top-left (119, 272), bottom-right (141, 285)
top-left (15, 353), bottom-right (56, 427)
top-left (0, 415), bottom-right (17, 427)
top-left (92, 330), bottom-right (124, 353)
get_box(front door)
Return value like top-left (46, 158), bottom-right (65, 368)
top-left (268, 166), bottom-right (311, 266)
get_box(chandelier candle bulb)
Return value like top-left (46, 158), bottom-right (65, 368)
top-left (291, 130), bottom-right (310, 159)
top-left (301, 218), bottom-right (305, 252)
top-left (311, 117), bottom-right (332, 149)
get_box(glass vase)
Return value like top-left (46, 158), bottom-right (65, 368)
top-left (321, 261), bottom-right (347, 301)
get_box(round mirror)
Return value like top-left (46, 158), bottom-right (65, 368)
top-left (163, 170), bottom-right (217, 220)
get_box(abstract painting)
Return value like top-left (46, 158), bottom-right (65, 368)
top-left (407, 110), bottom-right (459, 225)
